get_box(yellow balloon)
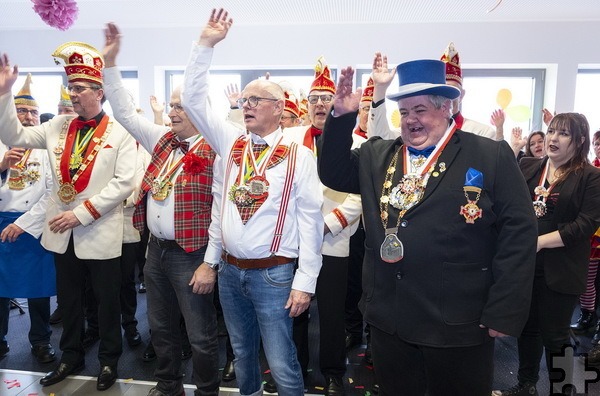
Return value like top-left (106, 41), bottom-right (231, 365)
top-left (496, 89), bottom-right (512, 109)
top-left (390, 109), bottom-right (401, 128)
top-left (506, 105), bottom-right (532, 123)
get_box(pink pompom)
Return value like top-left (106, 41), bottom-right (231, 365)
top-left (32, 0), bottom-right (79, 31)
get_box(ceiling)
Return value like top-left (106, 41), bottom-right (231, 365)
top-left (2, 0), bottom-right (600, 31)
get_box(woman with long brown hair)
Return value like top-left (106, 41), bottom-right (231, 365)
top-left (495, 113), bottom-right (600, 396)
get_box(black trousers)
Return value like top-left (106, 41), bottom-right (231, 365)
top-left (517, 275), bottom-right (578, 394)
top-left (54, 236), bottom-right (122, 366)
top-left (86, 242), bottom-right (139, 333)
top-left (316, 254), bottom-right (348, 377)
top-left (371, 325), bottom-right (494, 396)
top-left (345, 223), bottom-right (365, 338)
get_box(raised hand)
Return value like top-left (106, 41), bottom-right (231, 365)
top-left (333, 66), bottom-right (361, 116)
top-left (490, 109), bottom-right (505, 128)
top-left (542, 108), bottom-right (554, 127)
top-left (198, 8), bottom-right (234, 48)
top-left (103, 22), bottom-right (122, 67)
top-left (224, 83), bottom-right (241, 107)
top-left (510, 127), bottom-right (527, 156)
top-left (372, 52), bottom-right (396, 102)
top-left (149, 95), bottom-right (165, 115)
top-left (0, 53), bottom-right (19, 96)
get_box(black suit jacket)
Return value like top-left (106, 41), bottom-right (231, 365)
top-left (319, 111), bottom-right (538, 347)
top-left (520, 157), bottom-right (600, 295)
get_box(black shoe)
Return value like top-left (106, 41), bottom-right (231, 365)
top-left (264, 376), bottom-right (277, 394)
top-left (82, 330), bottom-right (100, 349)
top-left (138, 282), bottom-right (146, 293)
top-left (40, 361), bottom-right (85, 386)
top-left (592, 326), bottom-right (600, 345)
top-left (31, 343), bottom-right (56, 364)
top-left (143, 342), bottom-right (157, 362)
top-left (222, 360), bottom-right (236, 381)
top-left (372, 384), bottom-right (379, 395)
top-left (181, 348), bottom-right (192, 360)
top-left (97, 365), bottom-right (118, 391)
top-left (125, 328), bottom-right (142, 347)
top-left (49, 308), bottom-right (62, 325)
top-left (345, 334), bottom-right (362, 350)
top-left (147, 385), bottom-right (184, 396)
top-left (492, 382), bottom-right (538, 396)
top-left (570, 309), bottom-right (598, 334)
top-left (0, 342), bottom-right (9, 358)
top-left (325, 376), bottom-right (346, 395)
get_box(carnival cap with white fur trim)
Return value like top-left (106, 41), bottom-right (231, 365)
top-left (386, 59), bottom-right (460, 101)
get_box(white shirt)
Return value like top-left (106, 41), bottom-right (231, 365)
top-left (0, 145), bottom-right (52, 238)
top-left (182, 43), bottom-right (324, 294)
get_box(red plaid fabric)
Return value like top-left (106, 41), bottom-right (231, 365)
top-left (133, 131), bottom-right (216, 252)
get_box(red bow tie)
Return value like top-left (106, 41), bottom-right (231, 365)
top-left (309, 126), bottom-right (322, 138)
top-left (171, 139), bottom-right (189, 153)
top-left (72, 118), bottom-right (97, 130)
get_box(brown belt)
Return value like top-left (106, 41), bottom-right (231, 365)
top-left (150, 235), bottom-right (182, 250)
top-left (221, 252), bottom-right (293, 269)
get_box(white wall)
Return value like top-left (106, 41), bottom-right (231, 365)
top-left (0, 20), bottom-right (596, 116)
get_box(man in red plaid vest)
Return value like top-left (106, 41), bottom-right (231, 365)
top-left (102, 23), bottom-right (220, 396)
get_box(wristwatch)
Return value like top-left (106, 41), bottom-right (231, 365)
top-left (205, 261), bottom-right (219, 270)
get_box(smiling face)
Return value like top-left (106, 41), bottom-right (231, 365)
top-left (168, 86), bottom-right (197, 139)
top-left (527, 132), bottom-right (545, 158)
top-left (308, 89), bottom-right (334, 130)
top-left (240, 80), bottom-right (284, 137)
top-left (398, 95), bottom-right (452, 149)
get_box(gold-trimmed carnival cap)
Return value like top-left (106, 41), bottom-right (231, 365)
top-left (310, 56), bottom-right (336, 94)
top-left (14, 73), bottom-right (38, 107)
top-left (361, 76), bottom-right (374, 103)
top-left (440, 42), bottom-right (462, 86)
top-left (52, 41), bottom-right (104, 85)
top-left (284, 91), bottom-right (300, 118)
top-left (59, 84), bottom-right (73, 106)
top-left (298, 97), bottom-right (308, 117)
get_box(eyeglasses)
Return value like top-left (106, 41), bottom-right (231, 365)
top-left (360, 106), bottom-right (371, 113)
top-left (169, 103), bottom-right (184, 113)
top-left (67, 85), bottom-right (98, 94)
top-left (546, 128), bottom-right (572, 139)
top-left (280, 115), bottom-right (298, 120)
top-left (236, 96), bottom-right (278, 108)
top-left (307, 95), bottom-right (334, 105)
top-left (16, 108), bottom-right (39, 117)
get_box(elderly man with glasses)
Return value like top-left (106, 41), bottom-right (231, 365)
top-left (0, 43), bottom-right (136, 392)
top-left (183, 8), bottom-right (323, 396)
top-left (102, 22), bottom-right (221, 396)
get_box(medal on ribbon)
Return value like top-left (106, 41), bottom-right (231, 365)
top-left (57, 182), bottom-right (77, 204)
top-left (459, 168), bottom-right (484, 224)
top-left (532, 161), bottom-right (556, 218)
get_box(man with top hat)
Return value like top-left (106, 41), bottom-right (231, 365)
top-left (283, 56), bottom-right (364, 395)
top-left (102, 22), bottom-right (221, 396)
top-left (0, 44), bottom-right (136, 391)
top-left (183, 8), bottom-right (323, 396)
top-left (0, 73), bottom-right (56, 365)
top-left (318, 55), bottom-right (538, 395)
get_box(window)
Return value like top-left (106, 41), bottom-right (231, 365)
top-left (12, 72), bottom-right (64, 115)
top-left (356, 68), bottom-right (545, 139)
top-left (574, 69), bottom-right (600, 134)
top-left (165, 68), bottom-right (327, 122)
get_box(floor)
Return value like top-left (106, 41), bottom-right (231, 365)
top-left (2, 295), bottom-right (600, 395)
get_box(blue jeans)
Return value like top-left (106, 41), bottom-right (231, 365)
top-left (145, 237), bottom-right (219, 396)
top-left (218, 261), bottom-right (304, 396)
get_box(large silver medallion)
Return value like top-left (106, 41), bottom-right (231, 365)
top-left (533, 200), bottom-right (547, 218)
top-left (380, 233), bottom-right (404, 263)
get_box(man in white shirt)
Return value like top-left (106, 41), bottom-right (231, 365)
top-left (182, 8), bottom-right (323, 396)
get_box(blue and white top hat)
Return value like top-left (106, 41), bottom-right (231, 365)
top-left (386, 59), bottom-right (461, 101)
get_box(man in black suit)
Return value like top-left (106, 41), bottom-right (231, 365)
top-left (318, 57), bottom-right (538, 396)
